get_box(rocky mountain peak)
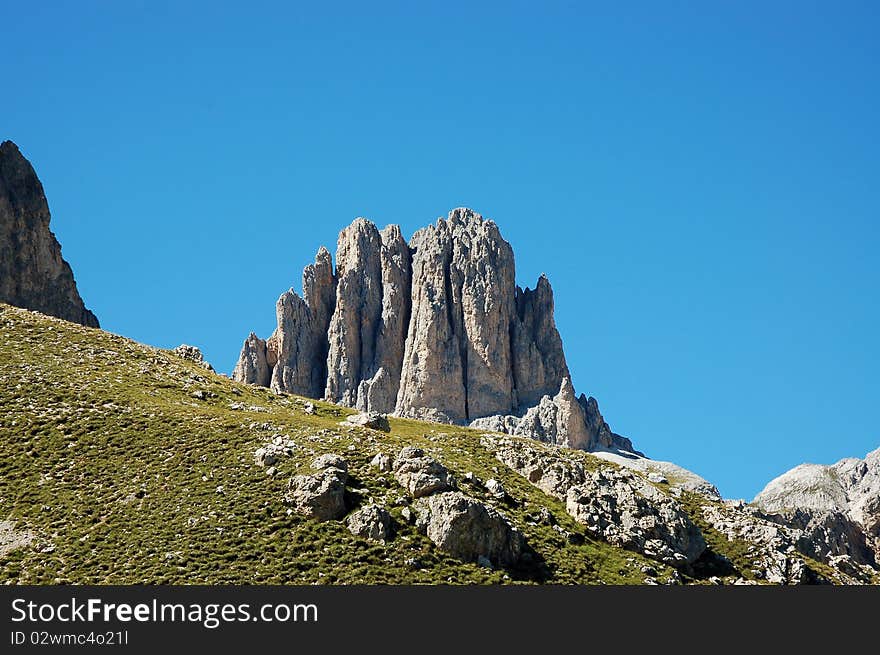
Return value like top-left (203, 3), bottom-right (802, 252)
top-left (234, 208), bottom-right (633, 454)
top-left (0, 140), bottom-right (98, 327)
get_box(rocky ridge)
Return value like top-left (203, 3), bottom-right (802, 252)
top-left (0, 141), bottom-right (98, 328)
top-left (754, 448), bottom-right (880, 567)
top-left (234, 208), bottom-right (632, 454)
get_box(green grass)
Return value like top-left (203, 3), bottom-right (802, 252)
top-left (0, 303), bottom-right (667, 585)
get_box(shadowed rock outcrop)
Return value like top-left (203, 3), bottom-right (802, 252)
top-left (233, 208), bottom-right (637, 454)
top-left (0, 141), bottom-right (98, 327)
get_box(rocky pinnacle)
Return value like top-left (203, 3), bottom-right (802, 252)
top-left (234, 208), bottom-right (634, 453)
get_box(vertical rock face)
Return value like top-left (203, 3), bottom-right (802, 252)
top-left (323, 220), bottom-right (413, 413)
top-left (325, 219), bottom-right (383, 406)
top-left (0, 141), bottom-right (98, 327)
top-left (266, 247), bottom-right (336, 397)
top-left (396, 208), bottom-right (516, 422)
top-left (233, 207), bottom-right (639, 455)
top-left (232, 333), bottom-right (270, 386)
top-left (511, 275), bottom-right (569, 408)
top-left (356, 225), bottom-right (412, 412)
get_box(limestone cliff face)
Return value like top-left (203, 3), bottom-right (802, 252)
top-left (0, 141), bottom-right (98, 327)
top-left (355, 225), bottom-right (411, 413)
top-left (396, 209), bottom-right (517, 422)
top-left (232, 333), bottom-right (270, 386)
top-left (268, 247), bottom-right (336, 397)
top-left (233, 208), bottom-right (635, 453)
top-left (512, 275), bottom-right (570, 408)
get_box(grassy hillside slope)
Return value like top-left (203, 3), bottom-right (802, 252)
top-left (0, 303), bottom-right (845, 585)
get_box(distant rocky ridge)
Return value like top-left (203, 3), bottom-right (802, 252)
top-left (234, 209), bottom-right (634, 453)
top-left (754, 448), bottom-right (880, 567)
top-left (0, 141), bottom-right (98, 328)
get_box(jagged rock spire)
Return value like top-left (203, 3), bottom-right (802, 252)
top-left (233, 208), bottom-right (633, 453)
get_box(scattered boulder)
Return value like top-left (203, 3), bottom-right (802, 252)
top-left (345, 411), bottom-right (391, 432)
top-left (254, 448), bottom-right (277, 467)
top-left (345, 504), bottom-right (393, 542)
top-left (253, 435), bottom-right (297, 467)
top-left (370, 452), bottom-right (393, 472)
top-left (311, 453), bottom-right (349, 474)
top-left (286, 458), bottom-right (349, 521)
top-left (485, 478), bottom-right (507, 499)
top-left (0, 520), bottom-right (36, 556)
top-left (393, 447), bottom-right (453, 498)
top-left (414, 491), bottom-right (524, 566)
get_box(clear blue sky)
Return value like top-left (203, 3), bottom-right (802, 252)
top-left (4, 1), bottom-right (878, 499)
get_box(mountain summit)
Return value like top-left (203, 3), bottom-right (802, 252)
top-left (0, 141), bottom-right (98, 327)
top-left (233, 208), bottom-right (634, 453)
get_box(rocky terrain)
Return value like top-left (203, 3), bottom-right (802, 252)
top-left (1, 147), bottom-right (877, 585)
top-left (754, 450), bottom-right (880, 572)
top-left (0, 141), bottom-right (98, 328)
top-left (234, 209), bottom-right (633, 453)
top-left (2, 303), bottom-right (877, 584)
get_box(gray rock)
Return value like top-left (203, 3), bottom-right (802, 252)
top-left (564, 470), bottom-right (705, 568)
top-left (754, 447), bottom-right (880, 566)
top-left (254, 448), bottom-right (277, 467)
top-left (351, 225), bottom-right (412, 413)
top-left (484, 435), bottom-right (705, 568)
top-left (232, 333), bottom-right (270, 386)
top-left (396, 209), bottom-right (517, 422)
top-left (311, 453), bottom-right (349, 474)
top-left (469, 379), bottom-right (639, 454)
top-left (324, 219), bottom-right (385, 407)
top-left (591, 450), bottom-right (721, 499)
top-left (345, 504), bottom-right (392, 542)
top-left (260, 246), bottom-right (336, 396)
top-left (345, 411), bottom-right (391, 432)
top-left (701, 503), bottom-right (819, 584)
top-left (173, 344), bottom-right (214, 371)
top-left (285, 467), bottom-right (348, 521)
top-left (393, 446), bottom-right (453, 498)
top-left (413, 491), bottom-right (524, 566)
top-left (370, 452), bottom-right (393, 472)
top-left (468, 414), bottom-right (522, 434)
top-left (485, 478), bottom-right (506, 499)
top-left (510, 274), bottom-right (569, 408)
top-left (513, 377), bottom-right (592, 449)
top-left (230, 208), bottom-right (643, 457)
top-left (0, 520), bottom-right (36, 556)
top-left (0, 141), bottom-right (99, 328)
